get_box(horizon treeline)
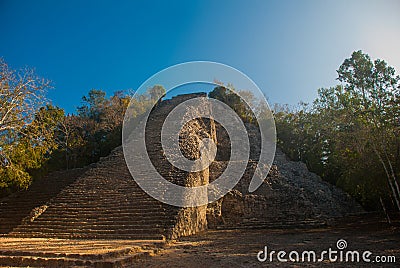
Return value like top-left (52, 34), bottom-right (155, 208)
top-left (275, 51), bottom-right (400, 212)
top-left (1, 51), bottom-right (399, 214)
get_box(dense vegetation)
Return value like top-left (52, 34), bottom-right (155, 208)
top-left (208, 85), bottom-right (257, 123)
top-left (275, 51), bottom-right (400, 212)
top-left (1, 51), bottom-right (399, 214)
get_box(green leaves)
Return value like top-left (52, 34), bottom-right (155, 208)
top-left (0, 59), bottom-right (53, 190)
top-left (209, 86), bottom-right (256, 123)
top-left (276, 51), bottom-right (400, 210)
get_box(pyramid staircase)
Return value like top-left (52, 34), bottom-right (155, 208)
top-left (7, 148), bottom-right (176, 240)
top-left (0, 168), bottom-right (86, 234)
top-left (1, 93), bottom-right (209, 241)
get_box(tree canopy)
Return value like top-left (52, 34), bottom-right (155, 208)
top-left (275, 50), bottom-right (400, 211)
top-left (0, 59), bottom-right (54, 189)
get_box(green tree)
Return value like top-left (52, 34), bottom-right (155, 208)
top-left (50, 89), bottom-right (133, 169)
top-left (335, 51), bottom-right (400, 211)
top-left (275, 51), bottom-right (400, 212)
top-left (0, 59), bottom-right (54, 189)
top-left (0, 105), bottom-right (62, 189)
top-left (209, 85), bottom-right (256, 123)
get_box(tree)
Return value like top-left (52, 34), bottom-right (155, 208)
top-left (50, 89), bottom-right (132, 169)
top-left (0, 58), bottom-right (49, 133)
top-left (336, 51), bottom-right (400, 211)
top-left (275, 51), bottom-right (400, 212)
top-left (148, 85), bottom-right (166, 101)
top-left (0, 105), bottom-right (62, 189)
top-left (0, 59), bottom-right (53, 189)
top-left (208, 85), bottom-right (256, 123)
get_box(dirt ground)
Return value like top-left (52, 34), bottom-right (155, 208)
top-left (0, 238), bottom-right (161, 255)
top-left (139, 222), bottom-right (400, 267)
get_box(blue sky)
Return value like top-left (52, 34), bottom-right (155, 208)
top-left (1, 0), bottom-right (399, 113)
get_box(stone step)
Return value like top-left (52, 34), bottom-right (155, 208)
top-left (45, 205), bottom-right (165, 211)
top-left (55, 193), bottom-right (157, 197)
top-left (0, 210), bottom-right (169, 220)
top-left (13, 223), bottom-right (173, 231)
top-left (0, 247), bottom-right (138, 260)
top-left (11, 226), bottom-right (166, 234)
top-left (38, 212), bottom-right (169, 219)
top-left (36, 213), bottom-right (172, 220)
top-left (12, 226), bottom-right (172, 234)
top-left (0, 250), bottom-right (152, 267)
top-left (50, 198), bottom-right (161, 203)
top-left (1, 206), bottom-right (165, 213)
top-left (218, 219), bottom-right (327, 230)
top-left (29, 218), bottom-right (175, 225)
top-left (9, 231), bottom-right (165, 240)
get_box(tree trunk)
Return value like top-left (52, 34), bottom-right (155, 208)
top-left (373, 146), bottom-right (400, 211)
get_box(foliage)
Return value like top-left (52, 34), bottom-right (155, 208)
top-left (0, 59), bottom-right (55, 189)
top-left (47, 90), bottom-right (130, 169)
top-left (275, 51), bottom-right (400, 211)
top-left (48, 85), bottom-right (165, 170)
top-left (208, 85), bottom-right (256, 123)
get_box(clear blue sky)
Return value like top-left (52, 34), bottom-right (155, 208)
top-left (1, 0), bottom-right (399, 113)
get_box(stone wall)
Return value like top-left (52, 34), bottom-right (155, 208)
top-left (158, 94), bottom-right (215, 239)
